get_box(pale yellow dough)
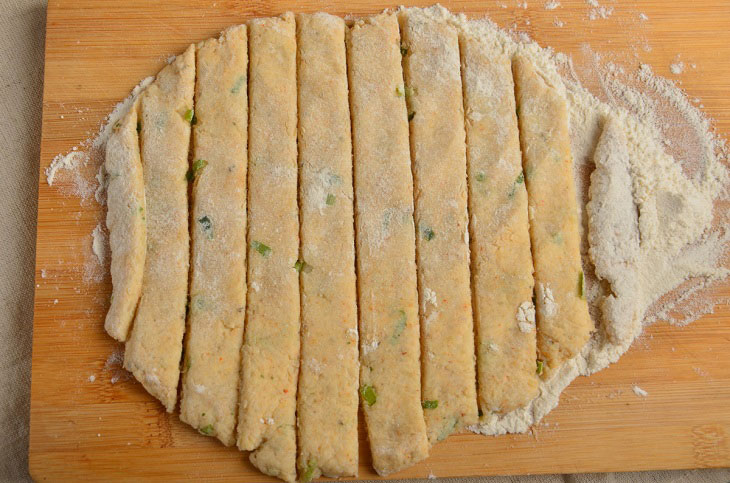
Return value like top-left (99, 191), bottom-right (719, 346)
top-left (460, 37), bottom-right (538, 414)
top-left (347, 12), bottom-right (429, 476)
top-left (295, 12), bottom-right (359, 479)
top-left (179, 25), bottom-right (248, 447)
top-left (399, 8), bottom-right (478, 443)
top-left (104, 98), bottom-right (146, 343)
top-left (513, 54), bottom-right (593, 379)
top-left (236, 13), bottom-right (299, 483)
top-left (123, 45), bottom-right (195, 412)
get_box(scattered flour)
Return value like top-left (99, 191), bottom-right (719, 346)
top-left (407, 5), bottom-right (730, 436)
top-left (632, 385), bottom-right (648, 397)
top-left (91, 224), bottom-right (107, 264)
top-left (670, 62), bottom-right (685, 75)
top-left (544, 1), bottom-right (560, 10)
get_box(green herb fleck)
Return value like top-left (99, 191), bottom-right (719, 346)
top-left (136, 121), bottom-right (141, 133)
top-left (400, 44), bottom-right (408, 56)
top-left (476, 172), bottom-right (486, 182)
top-left (516, 171), bottom-right (524, 184)
top-left (408, 111), bottom-right (416, 121)
top-left (198, 215), bottom-right (213, 239)
top-left (360, 385), bottom-right (377, 406)
top-left (230, 75), bottom-right (245, 94)
top-left (252, 240), bottom-right (271, 257)
top-left (536, 360), bottom-right (544, 376)
top-left (184, 356), bottom-right (192, 372)
top-left (301, 460), bottom-right (317, 483)
top-left (392, 309), bottom-right (407, 340)
top-left (422, 226), bottom-right (435, 241)
top-left (199, 424), bottom-right (215, 436)
top-left (113, 121), bottom-right (121, 130)
top-left (578, 271), bottom-right (585, 299)
top-left (294, 259), bottom-right (313, 274)
top-left (186, 159), bottom-right (208, 182)
top-left (396, 85), bottom-right (404, 97)
top-left (478, 408), bottom-right (484, 417)
top-left (422, 400), bottom-right (439, 409)
top-left (183, 109), bottom-right (194, 123)
top-left (326, 193), bottom-right (336, 206)
top-left (191, 112), bottom-right (197, 125)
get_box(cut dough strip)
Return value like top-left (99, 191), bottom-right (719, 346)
top-left (347, 12), bottom-right (429, 476)
top-left (460, 36), bottom-right (538, 414)
top-left (123, 45), bottom-right (195, 412)
top-left (104, 98), bottom-right (146, 343)
top-left (295, 12), bottom-right (359, 480)
top-left (180, 25), bottom-right (248, 447)
top-left (399, 8), bottom-right (478, 444)
top-left (513, 54), bottom-right (593, 379)
top-left (236, 13), bottom-right (300, 483)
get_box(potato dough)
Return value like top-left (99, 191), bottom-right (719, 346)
top-left (400, 8), bottom-right (478, 443)
top-left (460, 36), bottom-right (538, 414)
top-left (180, 25), bottom-right (248, 447)
top-left (104, 98), bottom-right (145, 343)
top-left (347, 12), bottom-right (429, 476)
top-left (513, 54), bottom-right (593, 379)
top-left (295, 12), bottom-right (359, 479)
top-left (236, 13), bottom-right (299, 483)
top-left (123, 45), bottom-right (195, 412)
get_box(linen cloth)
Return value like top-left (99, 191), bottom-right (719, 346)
top-left (0, 1), bottom-right (727, 482)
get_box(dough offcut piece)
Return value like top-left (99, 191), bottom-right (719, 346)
top-left (347, 12), bottom-right (429, 475)
top-left (236, 13), bottom-right (299, 483)
top-left (512, 55), bottom-right (593, 379)
top-left (295, 13), bottom-right (359, 479)
top-left (180, 26), bottom-right (248, 447)
top-left (104, 98), bottom-right (146, 342)
top-left (123, 45), bottom-right (195, 412)
top-left (460, 36), bottom-right (538, 414)
top-left (399, 8), bottom-right (477, 444)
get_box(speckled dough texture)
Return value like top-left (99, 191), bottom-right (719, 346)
top-left (295, 12), bottom-right (360, 480)
top-left (123, 45), bottom-right (195, 412)
top-left (347, 12), bottom-right (430, 476)
top-left (460, 36), bottom-right (538, 415)
top-left (236, 13), bottom-right (299, 483)
top-left (103, 98), bottom-right (146, 343)
top-left (513, 54), bottom-right (593, 379)
top-left (179, 25), bottom-right (249, 448)
top-left (399, 8), bottom-right (478, 444)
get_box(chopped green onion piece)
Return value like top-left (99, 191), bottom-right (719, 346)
top-left (113, 121), bottom-right (121, 130)
top-left (422, 400), bottom-right (439, 409)
top-left (395, 85), bottom-right (404, 97)
top-left (404, 85), bottom-right (416, 97)
top-left (183, 109), bottom-right (194, 123)
top-left (536, 360), bottom-right (544, 376)
top-left (301, 460), bottom-right (317, 483)
top-left (408, 111), bottom-right (416, 121)
top-left (186, 159), bottom-right (208, 182)
top-left (252, 240), bottom-right (271, 257)
top-left (191, 112), bottom-right (197, 125)
top-left (516, 171), bottom-right (524, 184)
top-left (199, 424), bottom-right (214, 436)
top-left (475, 172), bottom-right (486, 182)
top-left (198, 215), bottom-right (213, 239)
top-left (294, 259), bottom-right (313, 274)
top-left (326, 193), bottom-right (336, 206)
top-left (184, 356), bottom-right (191, 372)
top-left (400, 44), bottom-right (408, 56)
top-left (578, 271), bottom-right (585, 299)
top-left (392, 309), bottom-right (407, 340)
top-left (422, 226), bottom-right (435, 241)
top-left (230, 75), bottom-right (245, 94)
top-left (360, 384), bottom-right (377, 406)
top-left (136, 121), bottom-right (141, 133)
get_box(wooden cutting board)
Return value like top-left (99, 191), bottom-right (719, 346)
top-left (30, 0), bottom-right (730, 480)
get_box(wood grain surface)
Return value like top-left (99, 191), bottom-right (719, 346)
top-left (30, 0), bottom-right (730, 480)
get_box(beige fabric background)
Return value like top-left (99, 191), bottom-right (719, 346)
top-left (0, 1), bottom-right (727, 482)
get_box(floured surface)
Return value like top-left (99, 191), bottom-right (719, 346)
top-left (31, 1), bottom-right (730, 481)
